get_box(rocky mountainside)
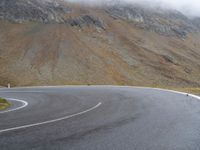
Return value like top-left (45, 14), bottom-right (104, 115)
top-left (0, 0), bottom-right (106, 29)
top-left (106, 5), bottom-right (192, 37)
top-left (1, 0), bottom-right (200, 37)
top-left (0, 0), bottom-right (71, 23)
top-left (0, 0), bottom-right (200, 87)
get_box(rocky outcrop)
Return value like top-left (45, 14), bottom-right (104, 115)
top-left (65, 15), bottom-right (105, 30)
top-left (0, 0), bottom-right (71, 23)
top-left (0, 0), bottom-right (200, 37)
top-left (0, 0), bottom-right (105, 30)
top-left (105, 4), bottom-right (199, 37)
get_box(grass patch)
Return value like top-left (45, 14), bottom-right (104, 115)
top-left (0, 98), bottom-right (11, 110)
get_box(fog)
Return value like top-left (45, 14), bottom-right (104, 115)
top-left (67, 0), bottom-right (200, 17)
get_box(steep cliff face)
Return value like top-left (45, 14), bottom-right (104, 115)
top-left (0, 0), bottom-right (200, 87)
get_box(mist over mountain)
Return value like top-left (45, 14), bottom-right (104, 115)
top-left (0, 0), bottom-right (200, 87)
top-left (67, 0), bottom-right (200, 17)
top-left (1, 0), bottom-right (200, 37)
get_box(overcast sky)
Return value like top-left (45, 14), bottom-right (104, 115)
top-left (67, 0), bottom-right (200, 17)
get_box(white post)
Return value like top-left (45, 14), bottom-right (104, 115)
top-left (8, 83), bottom-right (10, 89)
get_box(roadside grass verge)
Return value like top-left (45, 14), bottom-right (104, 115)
top-left (0, 98), bottom-right (11, 110)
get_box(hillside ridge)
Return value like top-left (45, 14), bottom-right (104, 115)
top-left (0, 0), bottom-right (200, 87)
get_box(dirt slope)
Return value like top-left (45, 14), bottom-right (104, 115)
top-left (0, 1), bottom-right (200, 87)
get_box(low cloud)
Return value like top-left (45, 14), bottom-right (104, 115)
top-left (66, 0), bottom-right (200, 17)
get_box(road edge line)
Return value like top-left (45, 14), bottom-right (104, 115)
top-left (0, 98), bottom-right (28, 114)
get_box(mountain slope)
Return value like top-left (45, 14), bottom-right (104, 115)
top-left (0, 0), bottom-right (200, 87)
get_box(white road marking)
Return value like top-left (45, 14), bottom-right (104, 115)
top-left (132, 86), bottom-right (200, 100)
top-left (0, 98), bottom-right (28, 114)
top-left (0, 102), bottom-right (102, 133)
top-left (154, 88), bottom-right (200, 100)
top-left (101, 85), bottom-right (200, 100)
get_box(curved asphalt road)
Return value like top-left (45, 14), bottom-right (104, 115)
top-left (0, 86), bottom-right (200, 150)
